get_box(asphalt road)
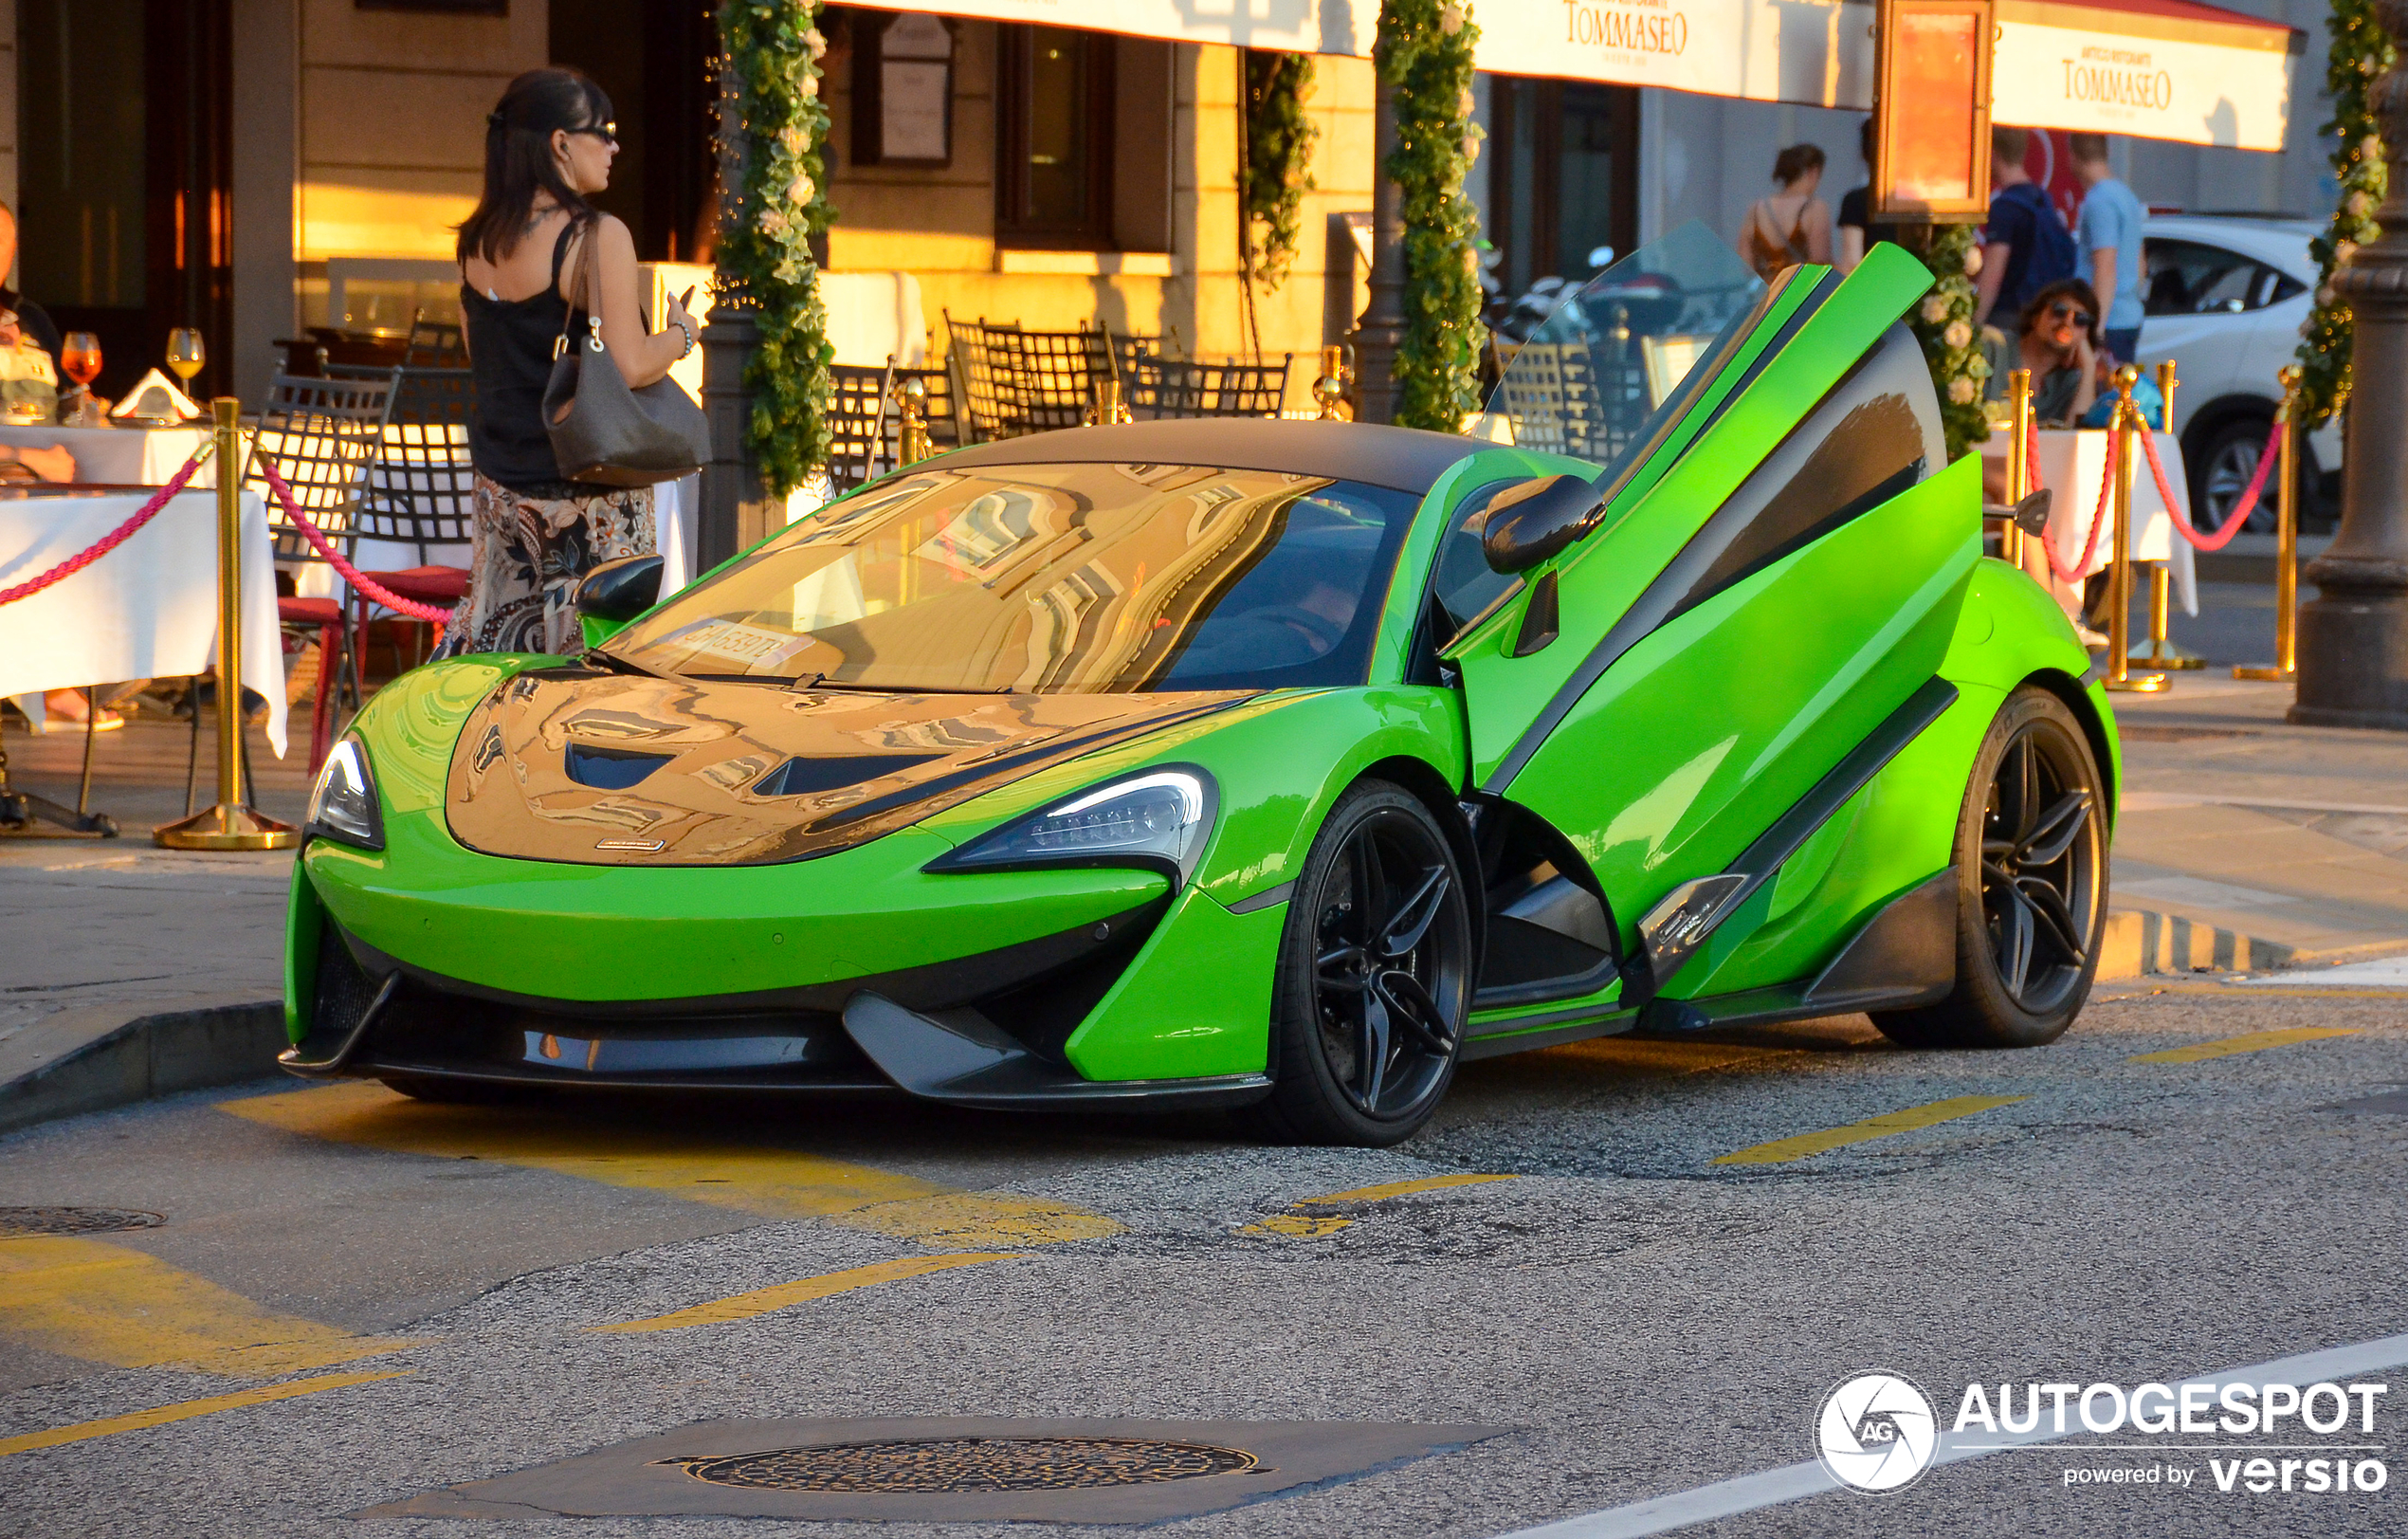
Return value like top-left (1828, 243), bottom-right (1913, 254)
top-left (2, 979), bottom-right (2402, 1537)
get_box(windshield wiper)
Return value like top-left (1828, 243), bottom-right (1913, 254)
top-left (584, 649), bottom-right (670, 680)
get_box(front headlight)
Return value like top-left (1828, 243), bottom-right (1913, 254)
top-left (305, 738), bottom-right (384, 850)
top-left (925, 766), bottom-right (1216, 886)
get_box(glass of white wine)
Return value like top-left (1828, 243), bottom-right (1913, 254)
top-left (166, 328), bottom-right (205, 393)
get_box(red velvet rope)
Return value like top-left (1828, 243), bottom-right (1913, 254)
top-left (2031, 425), bottom-right (2115, 587)
top-left (2141, 412), bottom-right (2284, 553)
top-left (252, 453), bottom-right (455, 627)
top-left (0, 447), bottom-right (212, 607)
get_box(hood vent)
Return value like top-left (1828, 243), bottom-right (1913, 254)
top-left (755, 753), bottom-right (939, 797)
top-left (564, 742), bottom-right (677, 790)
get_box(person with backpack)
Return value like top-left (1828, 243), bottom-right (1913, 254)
top-left (1972, 127), bottom-right (2075, 330)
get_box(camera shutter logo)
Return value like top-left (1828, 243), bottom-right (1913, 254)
top-left (1816, 1373), bottom-right (1939, 1493)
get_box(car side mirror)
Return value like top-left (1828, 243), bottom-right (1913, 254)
top-left (1482, 474), bottom-right (1607, 576)
top-left (573, 554), bottom-right (664, 624)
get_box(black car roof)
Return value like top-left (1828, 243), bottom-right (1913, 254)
top-left (932, 418), bottom-right (1487, 495)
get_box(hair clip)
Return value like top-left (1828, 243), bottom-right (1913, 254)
top-left (488, 110), bottom-right (506, 127)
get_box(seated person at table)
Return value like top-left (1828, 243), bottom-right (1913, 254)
top-left (0, 202), bottom-right (63, 369)
top-left (0, 302), bottom-right (61, 437)
top-left (1981, 279), bottom-right (2102, 428)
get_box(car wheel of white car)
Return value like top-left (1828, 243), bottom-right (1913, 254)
top-left (2190, 413), bottom-right (2282, 535)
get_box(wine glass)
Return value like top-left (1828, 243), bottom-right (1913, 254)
top-left (166, 328), bottom-right (205, 387)
top-left (62, 332), bottom-right (100, 389)
top-left (60, 332), bottom-right (100, 425)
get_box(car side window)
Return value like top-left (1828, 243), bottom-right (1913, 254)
top-left (1429, 478), bottom-right (1527, 638)
top-left (1670, 322), bottom-right (1943, 616)
top-left (2143, 239), bottom-right (2294, 316)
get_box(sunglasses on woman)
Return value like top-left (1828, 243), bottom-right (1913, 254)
top-left (566, 122), bottom-right (619, 147)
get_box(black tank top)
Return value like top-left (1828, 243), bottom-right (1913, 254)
top-left (461, 222), bottom-right (591, 493)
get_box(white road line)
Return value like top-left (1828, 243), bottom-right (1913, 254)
top-left (1493, 1331), bottom-right (2408, 1539)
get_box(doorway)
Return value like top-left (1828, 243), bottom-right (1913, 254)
top-left (17, 0), bottom-right (231, 399)
top-left (1487, 77), bottom-right (1640, 300)
top-left (549, 0), bottom-right (719, 263)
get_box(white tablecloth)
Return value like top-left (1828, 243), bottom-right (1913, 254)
top-left (1981, 428), bottom-right (2197, 615)
top-left (0, 487), bottom-right (289, 755)
top-left (0, 422), bottom-right (212, 487)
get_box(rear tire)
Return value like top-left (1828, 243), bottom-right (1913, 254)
top-left (1244, 781), bottom-right (1473, 1146)
top-left (1873, 686), bottom-right (2107, 1049)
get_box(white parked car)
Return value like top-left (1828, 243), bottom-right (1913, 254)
top-left (2136, 214), bottom-right (2338, 531)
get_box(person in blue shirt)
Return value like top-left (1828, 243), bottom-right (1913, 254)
top-left (2071, 134), bottom-right (2146, 363)
top-left (1973, 126), bottom-right (2076, 331)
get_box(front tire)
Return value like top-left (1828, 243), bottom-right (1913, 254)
top-left (1874, 687), bottom-right (2107, 1049)
top-left (1246, 781), bottom-right (1473, 1146)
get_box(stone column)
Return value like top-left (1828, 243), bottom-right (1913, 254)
top-left (697, 6), bottom-right (775, 569)
top-left (1346, 72), bottom-right (1408, 427)
top-left (2294, 0), bottom-right (2408, 729)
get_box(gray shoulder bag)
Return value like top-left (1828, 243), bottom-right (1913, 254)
top-left (540, 231), bottom-right (710, 487)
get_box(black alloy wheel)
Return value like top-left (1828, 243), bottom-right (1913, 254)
top-left (1250, 782), bottom-right (1473, 1145)
top-left (1875, 687), bottom-right (2107, 1049)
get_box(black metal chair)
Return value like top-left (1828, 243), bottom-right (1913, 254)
top-left (943, 313), bottom-right (1114, 442)
top-left (825, 362), bottom-right (894, 494)
top-left (350, 366), bottom-right (476, 670)
top-left (242, 371), bottom-right (396, 776)
top-left (401, 314), bottom-right (467, 367)
top-left (1122, 352), bottom-right (1293, 419)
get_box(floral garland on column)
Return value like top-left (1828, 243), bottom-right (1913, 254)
top-left (2295, 0), bottom-right (2391, 430)
top-left (1377, 0), bottom-right (1485, 431)
top-left (718, 0), bottom-right (837, 497)
top-left (1906, 225), bottom-right (1988, 460)
top-left (1241, 51), bottom-right (1319, 291)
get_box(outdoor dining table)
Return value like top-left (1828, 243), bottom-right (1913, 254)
top-left (1979, 426), bottom-right (2198, 615)
top-left (0, 484), bottom-right (289, 755)
top-left (0, 420), bottom-right (213, 488)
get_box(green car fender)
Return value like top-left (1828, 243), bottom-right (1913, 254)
top-left (1674, 552), bottom-right (2119, 1000)
top-left (914, 685), bottom-right (1471, 1081)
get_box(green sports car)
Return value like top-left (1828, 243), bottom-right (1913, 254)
top-left (284, 227), bottom-right (2116, 1145)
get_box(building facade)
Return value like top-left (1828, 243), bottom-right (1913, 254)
top-left (0, 0), bottom-right (2337, 412)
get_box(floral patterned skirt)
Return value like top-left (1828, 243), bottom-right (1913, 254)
top-left (436, 474), bottom-right (655, 657)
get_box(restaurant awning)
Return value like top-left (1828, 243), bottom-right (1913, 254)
top-left (894, 0), bottom-right (2301, 151)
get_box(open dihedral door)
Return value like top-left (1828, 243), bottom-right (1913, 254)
top-left (1449, 233), bottom-right (1978, 1008)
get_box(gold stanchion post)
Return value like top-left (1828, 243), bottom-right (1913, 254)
top-left (1087, 376), bottom-right (1131, 427)
top-left (155, 397), bottom-right (299, 851)
top-left (2003, 368), bottom-right (2031, 569)
top-left (1312, 344), bottom-right (1353, 421)
top-left (2235, 365), bottom-right (2302, 681)
top-left (893, 376), bottom-right (935, 466)
top-left (2104, 366), bottom-right (2169, 693)
top-left (2132, 358), bottom-right (2205, 669)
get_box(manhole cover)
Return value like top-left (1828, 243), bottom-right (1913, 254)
top-left (0, 1206), bottom-right (165, 1237)
top-left (667, 1438), bottom-right (1259, 1493)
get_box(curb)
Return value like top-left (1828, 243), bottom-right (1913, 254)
top-left (0, 995), bottom-right (286, 1137)
top-left (2096, 907), bottom-right (2292, 980)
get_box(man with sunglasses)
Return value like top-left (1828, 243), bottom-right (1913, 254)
top-left (1983, 279), bottom-right (2103, 428)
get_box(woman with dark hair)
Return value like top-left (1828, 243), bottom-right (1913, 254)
top-left (1742, 144), bottom-right (1830, 279)
top-left (442, 66), bottom-right (699, 657)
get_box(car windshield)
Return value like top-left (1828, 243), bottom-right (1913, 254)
top-left (1480, 220), bottom-right (1764, 484)
top-left (604, 463), bottom-right (1422, 694)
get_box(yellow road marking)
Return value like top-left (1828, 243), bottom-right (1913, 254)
top-left (220, 1081), bottom-right (1121, 1249)
top-left (1712, 1095), bottom-right (2028, 1166)
top-left (591, 1254), bottom-right (1017, 1334)
top-left (1237, 1213), bottom-right (1353, 1239)
top-left (1240, 1172), bottom-right (1516, 1238)
top-left (0, 1237), bottom-right (422, 1376)
top-left (2130, 1027), bottom-right (2361, 1064)
top-left (0, 1369), bottom-right (410, 1458)
top-left (1297, 1173), bottom-right (1517, 1205)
